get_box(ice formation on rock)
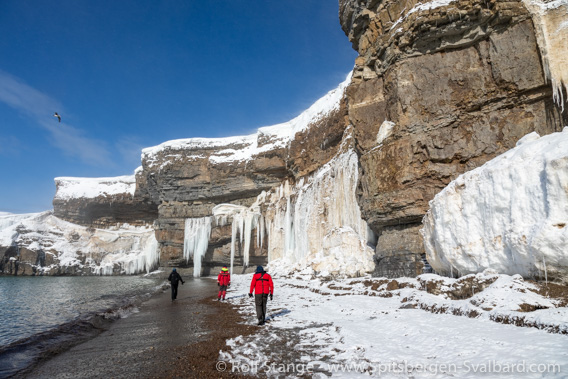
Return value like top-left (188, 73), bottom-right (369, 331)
top-left (521, 0), bottom-right (568, 109)
top-left (263, 146), bottom-right (375, 277)
top-left (212, 203), bottom-right (263, 275)
top-left (0, 212), bottom-right (159, 275)
top-left (422, 128), bottom-right (568, 281)
top-left (183, 217), bottom-right (212, 277)
top-left (206, 138), bottom-right (374, 278)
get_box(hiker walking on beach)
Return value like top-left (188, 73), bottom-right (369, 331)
top-left (217, 266), bottom-right (230, 301)
top-left (168, 268), bottom-right (185, 301)
top-left (248, 265), bottom-right (274, 325)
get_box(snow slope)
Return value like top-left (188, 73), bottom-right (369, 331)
top-left (422, 128), bottom-right (568, 282)
top-left (219, 270), bottom-right (568, 378)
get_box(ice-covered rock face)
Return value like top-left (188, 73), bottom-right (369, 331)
top-left (422, 128), bottom-right (568, 282)
top-left (521, 0), bottom-right (568, 110)
top-left (262, 134), bottom-right (375, 278)
top-left (135, 74), bottom-right (352, 267)
top-left (339, 0), bottom-right (566, 275)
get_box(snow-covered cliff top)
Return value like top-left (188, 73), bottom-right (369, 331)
top-left (54, 175), bottom-right (136, 200)
top-left (141, 72), bottom-right (351, 165)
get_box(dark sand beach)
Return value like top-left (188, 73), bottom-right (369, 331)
top-left (24, 278), bottom-right (256, 379)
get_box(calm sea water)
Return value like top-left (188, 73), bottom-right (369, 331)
top-left (0, 275), bottom-right (163, 377)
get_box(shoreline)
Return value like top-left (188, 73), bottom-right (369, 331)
top-left (21, 276), bottom-right (256, 379)
top-left (0, 276), bottom-right (166, 379)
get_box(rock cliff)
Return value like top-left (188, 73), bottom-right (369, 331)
top-left (4, 0), bottom-right (566, 278)
top-left (339, 0), bottom-right (566, 276)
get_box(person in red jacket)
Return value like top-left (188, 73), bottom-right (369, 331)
top-left (217, 266), bottom-right (230, 301)
top-left (248, 265), bottom-right (274, 325)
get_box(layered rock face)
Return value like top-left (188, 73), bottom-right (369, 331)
top-left (339, 0), bottom-right (566, 276)
top-left (53, 176), bottom-right (158, 227)
top-left (136, 131), bottom-right (289, 269)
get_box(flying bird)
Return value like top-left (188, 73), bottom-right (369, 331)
top-left (54, 112), bottom-right (61, 122)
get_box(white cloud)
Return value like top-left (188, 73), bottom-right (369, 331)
top-left (0, 70), bottom-right (113, 166)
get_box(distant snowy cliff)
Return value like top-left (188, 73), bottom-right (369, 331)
top-left (422, 128), bottom-right (568, 282)
top-left (0, 212), bottom-right (158, 275)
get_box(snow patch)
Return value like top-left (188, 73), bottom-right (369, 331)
top-left (221, 272), bottom-right (568, 377)
top-left (375, 120), bottom-right (395, 146)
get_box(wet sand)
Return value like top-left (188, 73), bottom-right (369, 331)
top-left (25, 278), bottom-right (256, 379)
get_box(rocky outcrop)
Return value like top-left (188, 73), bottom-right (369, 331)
top-left (339, 0), bottom-right (566, 276)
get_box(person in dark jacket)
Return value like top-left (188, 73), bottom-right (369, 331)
top-left (248, 265), bottom-right (274, 325)
top-left (168, 268), bottom-right (185, 301)
top-left (217, 266), bottom-right (231, 301)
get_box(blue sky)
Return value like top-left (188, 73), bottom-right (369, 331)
top-left (0, 1), bottom-right (356, 213)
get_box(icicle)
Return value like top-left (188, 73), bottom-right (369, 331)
top-left (230, 216), bottom-right (238, 276)
top-left (259, 215), bottom-right (265, 251)
top-left (543, 255), bottom-right (548, 285)
top-left (238, 216), bottom-right (244, 245)
top-left (243, 213), bottom-right (254, 267)
top-left (266, 219), bottom-right (272, 262)
top-left (284, 195), bottom-right (292, 255)
top-left (183, 217), bottom-right (212, 277)
top-left (143, 233), bottom-right (159, 273)
top-left (256, 215), bottom-right (261, 248)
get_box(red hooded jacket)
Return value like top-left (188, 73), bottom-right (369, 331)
top-left (218, 271), bottom-right (230, 286)
top-left (249, 271), bottom-right (274, 295)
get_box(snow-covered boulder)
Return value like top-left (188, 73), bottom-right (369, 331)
top-left (422, 127), bottom-right (568, 282)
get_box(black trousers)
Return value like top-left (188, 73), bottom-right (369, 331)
top-left (171, 283), bottom-right (179, 300)
top-left (254, 294), bottom-right (268, 322)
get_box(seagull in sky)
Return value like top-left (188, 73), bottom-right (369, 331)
top-left (54, 112), bottom-right (61, 122)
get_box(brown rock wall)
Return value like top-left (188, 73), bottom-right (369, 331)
top-left (53, 194), bottom-right (158, 228)
top-left (340, 0), bottom-right (566, 277)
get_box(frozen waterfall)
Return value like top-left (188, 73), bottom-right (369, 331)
top-left (183, 217), bottom-right (212, 277)
top-left (213, 203), bottom-right (263, 275)
top-left (521, 0), bottom-right (568, 110)
top-left (264, 149), bottom-right (375, 277)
